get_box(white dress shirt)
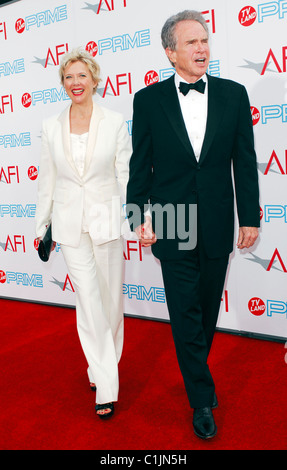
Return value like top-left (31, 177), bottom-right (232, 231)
top-left (174, 72), bottom-right (208, 161)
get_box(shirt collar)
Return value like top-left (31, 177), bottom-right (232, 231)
top-left (174, 72), bottom-right (207, 91)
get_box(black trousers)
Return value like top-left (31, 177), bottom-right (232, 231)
top-left (160, 238), bottom-right (229, 409)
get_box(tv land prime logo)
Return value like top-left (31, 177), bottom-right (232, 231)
top-left (15, 5), bottom-right (68, 34)
top-left (0, 270), bottom-right (43, 288)
top-left (0, 133), bottom-right (31, 149)
top-left (251, 105), bottom-right (287, 125)
top-left (143, 60), bottom-right (221, 88)
top-left (86, 29), bottom-right (150, 57)
top-left (249, 297), bottom-right (287, 320)
top-left (21, 87), bottom-right (69, 108)
top-left (239, 1), bottom-right (287, 25)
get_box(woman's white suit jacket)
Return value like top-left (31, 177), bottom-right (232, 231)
top-left (36, 102), bottom-right (131, 247)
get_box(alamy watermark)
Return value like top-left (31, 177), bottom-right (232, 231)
top-left (88, 198), bottom-right (198, 250)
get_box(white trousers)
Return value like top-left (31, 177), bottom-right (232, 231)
top-left (61, 233), bottom-right (124, 404)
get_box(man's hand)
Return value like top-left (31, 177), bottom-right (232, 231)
top-left (237, 227), bottom-right (258, 250)
top-left (135, 216), bottom-right (157, 247)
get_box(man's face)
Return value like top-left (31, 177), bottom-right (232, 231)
top-left (166, 20), bottom-right (210, 83)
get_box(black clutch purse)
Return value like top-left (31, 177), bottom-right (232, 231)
top-left (38, 223), bottom-right (53, 262)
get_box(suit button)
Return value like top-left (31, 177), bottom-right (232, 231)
top-left (197, 166), bottom-right (201, 171)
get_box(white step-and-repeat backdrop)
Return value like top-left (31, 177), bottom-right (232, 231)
top-left (1, 0), bottom-right (286, 341)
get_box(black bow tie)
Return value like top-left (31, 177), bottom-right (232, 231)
top-left (179, 79), bottom-right (206, 96)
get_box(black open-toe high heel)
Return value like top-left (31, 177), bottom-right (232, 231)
top-left (95, 403), bottom-right (114, 419)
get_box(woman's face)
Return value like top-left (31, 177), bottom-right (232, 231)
top-left (63, 60), bottom-right (96, 105)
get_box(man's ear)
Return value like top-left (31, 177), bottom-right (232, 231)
top-left (165, 48), bottom-right (176, 67)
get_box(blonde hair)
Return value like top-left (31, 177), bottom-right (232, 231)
top-left (59, 48), bottom-right (101, 94)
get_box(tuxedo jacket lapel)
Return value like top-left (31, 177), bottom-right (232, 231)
top-left (159, 75), bottom-right (227, 166)
top-left (199, 75), bottom-right (227, 164)
top-left (159, 77), bottom-right (197, 165)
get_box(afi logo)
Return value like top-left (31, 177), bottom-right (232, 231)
top-left (201, 9), bottom-right (216, 33)
top-left (267, 248), bottom-right (287, 272)
top-left (85, 0), bottom-right (127, 15)
top-left (0, 22), bottom-right (7, 40)
top-left (264, 150), bottom-right (287, 175)
top-left (0, 166), bottom-right (20, 184)
top-left (5, 235), bottom-right (26, 253)
top-left (261, 46), bottom-right (287, 75)
top-left (45, 43), bottom-right (69, 67)
top-left (123, 240), bottom-right (143, 261)
top-left (63, 274), bottom-right (75, 292)
top-left (0, 95), bottom-right (13, 114)
top-left (100, 73), bottom-right (132, 98)
top-left (221, 290), bottom-right (229, 313)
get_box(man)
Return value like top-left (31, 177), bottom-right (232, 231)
top-left (126, 10), bottom-right (260, 440)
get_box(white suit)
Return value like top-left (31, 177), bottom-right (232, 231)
top-left (36, 102), bottom-right (131, 404)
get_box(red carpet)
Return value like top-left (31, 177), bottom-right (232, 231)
top-left (0, 298), bottom-right (286, 450)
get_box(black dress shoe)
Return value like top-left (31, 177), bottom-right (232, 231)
top-left (193, 407), bottom-right (217, 440)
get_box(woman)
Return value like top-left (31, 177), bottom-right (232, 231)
top-left (35, 48), bottom-right (131, 418)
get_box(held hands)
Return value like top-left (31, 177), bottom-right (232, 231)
top-left (237, 227), bottom-right (259, 250)
top-left (135, 216), bottom-right (157, 247)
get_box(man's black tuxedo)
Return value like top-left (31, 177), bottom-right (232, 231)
top-left (126, 74), bottom-right (260, 409)
top-left (127, 74), bottom-right (260, 260)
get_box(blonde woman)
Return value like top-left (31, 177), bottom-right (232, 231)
top-left (36, 49), bottom-right (131, 419)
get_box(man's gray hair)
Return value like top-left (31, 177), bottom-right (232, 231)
top-left (161, 10), bottom-right (209, 51)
